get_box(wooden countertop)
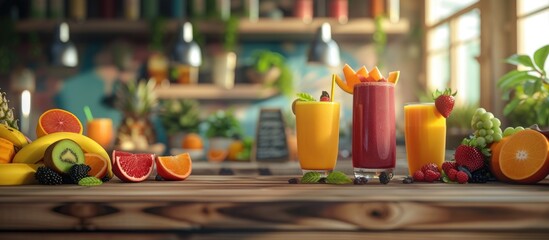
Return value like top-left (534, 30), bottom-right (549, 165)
top-left (1, 176), bottom-right (549, 239)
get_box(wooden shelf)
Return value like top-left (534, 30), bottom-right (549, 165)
top-left (15, 18), bottom-right (409, 40)
top-left (154, 84), bottom-right (278, 100)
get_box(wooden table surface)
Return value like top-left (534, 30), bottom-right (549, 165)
top-left (1, 176), bottom-right (549, 239)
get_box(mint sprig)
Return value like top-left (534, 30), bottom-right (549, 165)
top-left (296, 93), bottom-right (316, 102)
top-left (301, 172), bottom-right (322, 183)
top-left (326, 171), bottom-right (353, 184)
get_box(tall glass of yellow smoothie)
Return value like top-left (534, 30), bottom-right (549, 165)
top-left (295, 101), bottom-right (340, 176)
top-left (404, 103), bottom-right (446, 175)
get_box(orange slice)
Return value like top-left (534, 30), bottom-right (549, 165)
top-left (491, 129), bottom-right (549, 184)
top-left (84, 153), bottom-right (108, 178)
top-left (207, 149), bottom-right (228, 162)
top-left (369, 66), bottom-right (383, 81)
top-left (156, 153), bottom-right (192, 180)
top-left (356, 66), bottom-right (369, 78)
top-left (343, 64), bottom-right (359, 86)
top-left (335, 74), bottom-right (353, 94)
top-left (387, 71), bottom-right (400, 84)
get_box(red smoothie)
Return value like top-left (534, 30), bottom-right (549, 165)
top-left (352, 82), bottom-right (396, 171)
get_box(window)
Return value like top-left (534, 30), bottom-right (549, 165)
top-left (517, 0), bottom-right (549, 69)
top-left (425, 0), bottom-right (480, 105)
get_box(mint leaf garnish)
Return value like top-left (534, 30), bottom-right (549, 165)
top-left (78, 177), bottom-right (103, 186)
top-left (296, 93), bottom-right (316, 102)
top-left (301, 172), bottom-right (321, 183)
top-left (326, 171), bottom-right (352, 184)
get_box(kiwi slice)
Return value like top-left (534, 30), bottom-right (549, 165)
top-left (44, 139), bottom-right (85, 174)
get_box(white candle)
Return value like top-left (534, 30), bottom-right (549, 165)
top-left (21, 90), bottom-right (31, 135)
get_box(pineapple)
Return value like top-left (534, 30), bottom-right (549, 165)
top-left (0, 89), bottom-right (19, 130)
top-left (115, 80), bottom-right (158, 150)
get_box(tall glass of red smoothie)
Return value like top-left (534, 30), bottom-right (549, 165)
top-left (352, 81), bottom-right (396, 179)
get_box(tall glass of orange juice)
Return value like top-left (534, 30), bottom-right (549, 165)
top-left (295, 101), bottom-right (340, 176)
top-left (86, 118), bottom-right (114, 149)
top-left (404, 103), bottom-right (446, 175)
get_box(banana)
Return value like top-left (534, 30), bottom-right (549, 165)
top-left (12, 132), bottom-right (113, 178)
top-left (0, 124), bottom-right (29, 148)
top-left (0, 163), bottom-right (40, 185)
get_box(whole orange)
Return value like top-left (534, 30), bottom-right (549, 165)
top-left (181, 133), bottom-right (203, 149)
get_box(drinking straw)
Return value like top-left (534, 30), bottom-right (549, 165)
top-left (330, 74), bottom-right (336, 102)
top-left (83, 106), bottom-right (94, 122)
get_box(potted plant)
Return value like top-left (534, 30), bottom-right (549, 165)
top-left (158, 99), bottom-right (201, 149)
top-left (498, 45), bottom-right (548, 128)
top-left (246, 50), bottom-right (294, 97)
top-left (205, 109), bottom-right (242, 150)
top-left (114, 80), bottom-right (158, 151)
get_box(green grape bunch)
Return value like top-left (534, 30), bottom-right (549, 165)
top-left (470, 108), bottom-right (503, 148)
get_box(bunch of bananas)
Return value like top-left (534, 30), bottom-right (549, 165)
top-left (0, 124), bottom-right (113, 185)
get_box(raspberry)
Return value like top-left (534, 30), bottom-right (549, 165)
top-left (456, 171), bottom-right (469, 184)
top-left (442, 161), bottom-right (456, 174)
top-left (413, 170), bottom-right (424, 182)
top-left (320, 96), bottom-right (330, 102)
top-left (447, 168), bottom-right (458, 181)
top-left (421, 163), bottom-right (439, 173)
top-left (424, 170), bottom-right (440, 182)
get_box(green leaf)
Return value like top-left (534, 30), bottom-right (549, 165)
top-left (301, 172), bottom-right (321, 183)
top-left (506, 54), bottom-right (535, 69)
top-left (78, 177), bottom-right (103, 186)
top-left (296, 93), bottom-right (316, 102)
top-left (523, 80), bottom-right (537, 96)
top-left (533, 45), bottom-right (549, 71)
top-left (498, 70), bottom-right (539, 91)
top-left (503, 98), bottom-right (521, 116)
top-left (326, 171), bottom-right (352, 184)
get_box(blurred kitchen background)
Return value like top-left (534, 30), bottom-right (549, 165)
top-left (0, 0), bottom-right (547, 166)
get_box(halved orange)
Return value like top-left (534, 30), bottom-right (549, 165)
top-left (491, 129), bottom-right (549, 184)
top-left (84, 153), bottom-right (108, 178)
top-left (156, 153), bottom-right (192, 180)
top-left (207, 149), bottom-right (228, 162)
top-left (37, 109), bottom-right (83, 138)
top-left (388, 71), bottom-right (400, 85)
top-left (335, 74), bottom-right (354, 94)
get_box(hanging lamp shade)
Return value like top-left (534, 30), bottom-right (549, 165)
top-left (50, 22), bottom-right (78, 67)
top-left (307, 22), bottom-right (341, 67)
top-left (172, 22), bottom-right (202, 67)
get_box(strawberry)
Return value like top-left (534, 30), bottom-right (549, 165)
top-left (433, 88), bottom-right (457, 118)
top-left (447, 168), bottom-right (458, 181)
top-left (424, 170), bottom-right (440, 182)
top-left (421, 163), bottom-right (439, 173)
top-left (455, 144), bottom-right (485, 172)
top-left (412, 170), bottom-right (424, 182)
top-left (320, 91), bottom-right (330, 102)
top-left (442, 161), bottom-right (456, 174)
top-left (456, 171), bottom-right (469, 184)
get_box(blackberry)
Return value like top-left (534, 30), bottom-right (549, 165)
top-left (35, 167), bottom-right (63, 185)
top-left (68, 164), bottom-right (91, 183)
top-left (379, 172), bottom-right (390, 184)
top-left (101, 175), bottom-right (111, 182)
top-left (62, 174), bottom-right (75, 184)
top-left (288, 178), bottom-right (298, 184)
top-left (402, 176), bottom-right (414, 184)
top-left (469, 168), bottom-right (489, 183)
top-left (318, 177), bottom-right (327, 184)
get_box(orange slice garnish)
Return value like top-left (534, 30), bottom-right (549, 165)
top-left (388, 71), bottom-right (400, 85)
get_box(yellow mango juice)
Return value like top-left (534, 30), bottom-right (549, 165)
top-left (404, 103), bottom-right (446, 175)
top-left (295, 101), bottom-right (340, 173)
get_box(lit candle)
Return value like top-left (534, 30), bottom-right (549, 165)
top-left (21, 90), bottom-right (31, 135)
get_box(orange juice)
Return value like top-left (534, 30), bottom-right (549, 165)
top-left (404, 103), bottom-right (446, 175)
top-left (86, 118), bottom-right (114, 149)
top-left (295, 101), bottom-right (340, 174)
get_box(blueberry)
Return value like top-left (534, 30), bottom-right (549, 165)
top-left (379, 172), bottom-right (390, 184)
top-left (155, 175), bottom-right (164, 181)
top-left (318, 177), bottom-right (327, 184)
top-left (402, 177), bottom-right (413, 184)
top-left (288, 178), bottom-right (298, 184)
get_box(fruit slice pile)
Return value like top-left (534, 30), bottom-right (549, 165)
top-left (335, 64), bottom-right (400, 94)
